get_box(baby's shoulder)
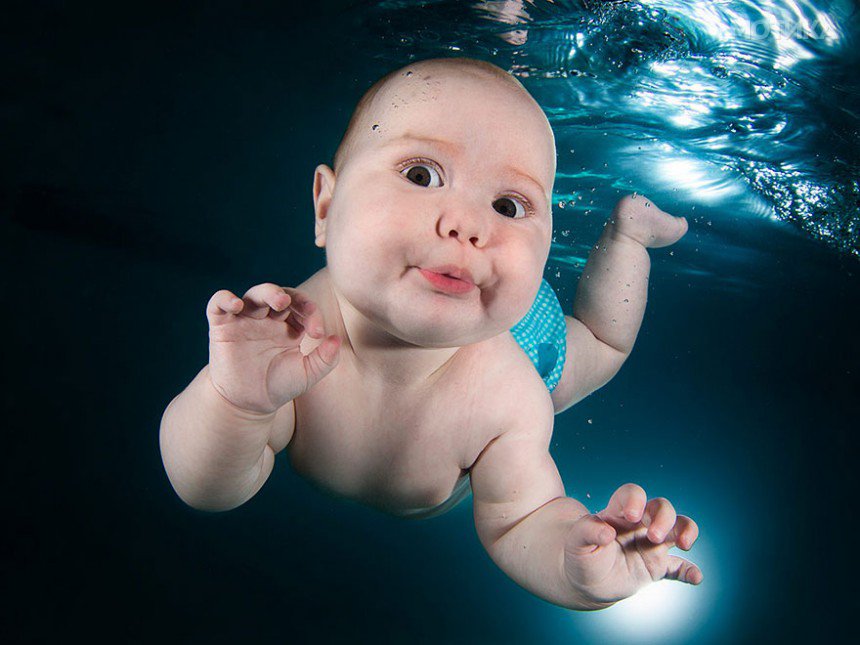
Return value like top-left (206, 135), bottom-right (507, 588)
top-left (459, 330), bottom-right (554, 426)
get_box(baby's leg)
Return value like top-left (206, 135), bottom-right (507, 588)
top-left (573, 195), bottom-right (687, 355)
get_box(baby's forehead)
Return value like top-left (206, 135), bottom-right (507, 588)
top-left (375, 67), bottom-right (553, 146)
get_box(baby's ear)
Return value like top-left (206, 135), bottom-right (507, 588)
top-left (313, 164), bottom-right (336, 248)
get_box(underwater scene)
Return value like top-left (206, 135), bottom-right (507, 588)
top-left (4, 1), bottom-right (858, 642)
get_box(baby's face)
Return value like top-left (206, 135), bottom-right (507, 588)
top-left (317, 66), bottom-right (556, 347)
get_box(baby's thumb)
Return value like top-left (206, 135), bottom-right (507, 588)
top-left (567, 514), bottom-right (616, 553)
top-left (303, 335), bottom-right (342, 385)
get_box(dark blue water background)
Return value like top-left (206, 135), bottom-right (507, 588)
top-left (3, 1), bottom-right (858, 642)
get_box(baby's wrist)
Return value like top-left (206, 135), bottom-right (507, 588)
top-left (203, 368), bottom-right (279, 425)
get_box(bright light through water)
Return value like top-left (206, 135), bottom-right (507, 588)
top-left (572, 578), bottom-right (708, 644)
top-left (657, 157), bottom-right (745, 204)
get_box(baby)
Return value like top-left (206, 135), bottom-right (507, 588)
top-left (159, 57), bottom-right (702, 610)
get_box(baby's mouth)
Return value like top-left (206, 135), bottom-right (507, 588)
top-left (416, 268), bottom-right (476, 295)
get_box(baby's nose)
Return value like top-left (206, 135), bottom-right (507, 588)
top-left (438, 194), bottom-right (488, 246)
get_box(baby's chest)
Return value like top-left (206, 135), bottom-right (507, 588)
top-left (287, 333), bottom-right (546, 512)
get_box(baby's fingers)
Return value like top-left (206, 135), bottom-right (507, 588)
top-left (565, 514), bottom-right (617, 555)
top-left (241, 283), bottom-right (293, 320)
top-left (280, 287), bottom-right (326, 338)
top-left (207, 289), bottom-right (244, 325)
top-left (600, 482), bottom-right (648, 526)
top-left (642, 497), bottom-right (677, 544)
top-left (666, 515), bottom-right (699, 551)
top-left (663, 555), bottom-right (703, 585)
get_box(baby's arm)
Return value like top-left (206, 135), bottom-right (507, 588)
top-left (472, 388), bottom-right (701, 610)
top-left (551, 195), bottom-right (688, 413)
top-left (160, 283), bottom-right (340, 511)
top-left (159, 365), bottom-right (289, 511)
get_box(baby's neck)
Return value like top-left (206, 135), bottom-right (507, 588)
top-left (336, 295), bottom-right (462, 392)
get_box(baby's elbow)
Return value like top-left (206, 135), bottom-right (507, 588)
top-left (169, 479), bottom-right (252, 513)
top-left (160, 453), bottom-right (260, 513)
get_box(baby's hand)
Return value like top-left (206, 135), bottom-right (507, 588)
top-left (562, 483), bottom-right (702, 609)
top-left (206, 283), bottom-right (341, 415)
top-left (610, 194), bottom-right (688, 249)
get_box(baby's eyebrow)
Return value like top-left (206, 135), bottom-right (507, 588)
top-left (501, 167), bottom-right (547, 199)
top-left (384, 133), bottom-right (463, 155)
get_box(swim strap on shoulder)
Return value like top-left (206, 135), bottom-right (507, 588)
top-left (509, 278), bottom-right (567, 392)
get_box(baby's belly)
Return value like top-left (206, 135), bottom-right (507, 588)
top-left (287, 376), bottom-right (479, 514)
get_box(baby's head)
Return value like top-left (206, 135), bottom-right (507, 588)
top-left (313, 57), bottom-right (557, 348)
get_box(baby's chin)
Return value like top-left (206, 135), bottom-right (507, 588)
top-left (385, 321), bottom-right (500, 348)
top-left (378, 301), bottom-right (513, 348)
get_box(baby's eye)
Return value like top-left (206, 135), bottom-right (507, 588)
top-left (401, 163), bottom-right (443, 188)
top-left (493, 196), bottom-right (528, 219)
